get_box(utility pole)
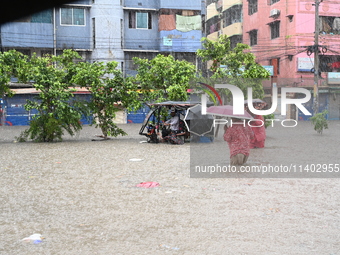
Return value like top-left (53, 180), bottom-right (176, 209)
top-left (313, 0), bottom-right (323, 116)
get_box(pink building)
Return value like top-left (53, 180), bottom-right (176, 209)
top-left (243, 0), bottom-right (340, 119)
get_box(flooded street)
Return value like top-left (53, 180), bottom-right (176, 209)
top-left (1, 122), bottom-right (340, 254)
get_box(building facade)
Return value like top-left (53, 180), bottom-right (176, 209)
top-left (0, 0), bottom-right (92, 59)
top-left (90, 0), bottom-right (124, 66)
top-left (243, 0), bottom-right (340, 120)
top-left (206, 0), bottom-right (243, 47)
top-left (0, 0), bottom-right (206, 125)
top-left (123, 0), bottom-right (205, 76)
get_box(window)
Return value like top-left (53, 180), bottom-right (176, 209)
top-left (137, 13), bottom-right (148, 28)
top-left (229, 35), bottom-right (242, 49)
top-left (206, 0), bottom-right (216, 6)
top-left (14, 9), bottom-right (52, 23)
top-left (206, 15), bottom-right (220, 35)
top-left (319, 16), bottom-right (340, 34)
top-left (92, 18), bottom-right (96, 48)
top-left (270, 21), bottom-right (280, 39)
top-left (60, 8), bottom-right (85, 25)
top-left (319, 55), bottom-right (340, 72)
top-left (41, 50), bottom-right (52, 57)
top-left (127, 52), bottom-right (158, 71)
top-left (31, 9), bottom-right (52, 23)
top-left (270, 58), bottom-right (280, 75)
top-left (248, 0), bottom-right (258, 15)
top-left (128, 11), bottom-right (152, 29)
top-left (223, 5), bottom-right (242, 27)
top-left (270, 0), bottom-right (280, 4)
top-left (249, 30), bottom-right (258, 46)
top-left (15, 49), bottom-right (31, 57)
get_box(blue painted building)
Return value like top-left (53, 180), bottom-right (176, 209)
top-left (0, 0), bottom-right (92, 58)
top-left (55, 1), bottom-right (92, 51)
top-left (123, 0), bottom-right (205, 77)
top-left (0, 0), bottom-right (206, 124)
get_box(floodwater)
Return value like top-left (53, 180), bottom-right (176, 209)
top-left (1, 122), bottom-right (340, 254)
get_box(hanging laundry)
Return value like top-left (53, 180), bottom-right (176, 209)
top-left (176, 15), bottom-right (202, 32)
top-left (332, 17), bottom-right (340, 32)
top-left (159, 15), bottom-right (176, 31)
top-left (210, 24), bottom-right (216, 34)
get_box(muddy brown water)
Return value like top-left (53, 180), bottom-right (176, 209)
top-left (0, 122), bottom-right (340, 254)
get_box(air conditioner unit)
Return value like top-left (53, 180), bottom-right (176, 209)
top-left (270, 9), bottom-right (280, 17)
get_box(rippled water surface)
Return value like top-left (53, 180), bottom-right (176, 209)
top-left (1, 122), bottom-right (340, 254)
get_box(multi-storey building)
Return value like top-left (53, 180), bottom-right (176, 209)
top-left (0, 0), bottom-right (92, 60)
top-left (206, 0), bottom-right (243, 48)
top-left (0, 0), bottom-right (206, 125)
top-left (243, 0), bottom-right (340, 120)
top-left (0, 0), bottom-right (94, 125)
top-left (123, 0), bottom-right (205, 76)
top-left (90, 0), bottom-right (124, 67)
top-left (0, 0), bottom-right (205, 73)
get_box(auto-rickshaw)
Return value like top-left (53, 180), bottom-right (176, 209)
top-left (139, 101), bottom-right (214, 143)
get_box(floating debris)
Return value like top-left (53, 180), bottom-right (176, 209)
top-left (136, 182), bottom-right (160, 188)
top-left (22, 233), bottom-right (44, 243)
top-left (129, 158), bottom-right (143, 162)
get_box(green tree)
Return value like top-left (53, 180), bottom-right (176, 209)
top-left (17, 50), bottom-right (85, 142)
top-left (0, 50), bottom-right (30, 98)
top-left (72, 61), bottom-right (140, 139)
top-left (310, 110), bottom-right (328, 134)
top-left (196, 35), bottom-right (270, 100)
top-left (133, 54), bottom-right (196, 102)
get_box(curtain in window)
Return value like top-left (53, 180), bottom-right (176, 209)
top-left (210, 24), bottom-right (216, 34)
top-left (333, 17), bottom-right (340, 32)
top-left (319, 17), bottom-right (332, 33)
top-left (129, 12), bottom-right (136, 28)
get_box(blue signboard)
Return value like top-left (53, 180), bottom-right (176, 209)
top-left (328, 72), bottom-right (340, 84)
top-left (262, 65), bottom-right (274, 76)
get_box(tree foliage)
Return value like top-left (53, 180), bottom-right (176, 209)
top-left (196, 35), bottom-right (270, 100)
top-left (0, 50), bottom-right (30, 97)
top-left (310, 110), bottom-right (328, 134)
top-left (133, 54), bottom-right (196, 102)
top-left (17, 50), bottom-right (85, 142)
top-left (1, 49), bottom-right (143, 142)
top-left (72, 61), bottom-right (140, 138)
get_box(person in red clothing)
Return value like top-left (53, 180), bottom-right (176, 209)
top-left (223, 118), bottom-right (254, 166)
top-left (247, 103), bottom-right (266, 149)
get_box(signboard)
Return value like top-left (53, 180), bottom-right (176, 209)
top-left (297, 58), bottom-right (314, 72)
top-left (163, 37), bottom-right (172, 46)
top-left (327, 72), bottom-right (340, 85)
top-left (262, 65), bottom-right (274, 76)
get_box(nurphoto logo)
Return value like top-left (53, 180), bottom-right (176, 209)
top-left (201, 84), bottom-right (312, 116)
top-left (200, 84), bottom-right (312, 127)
